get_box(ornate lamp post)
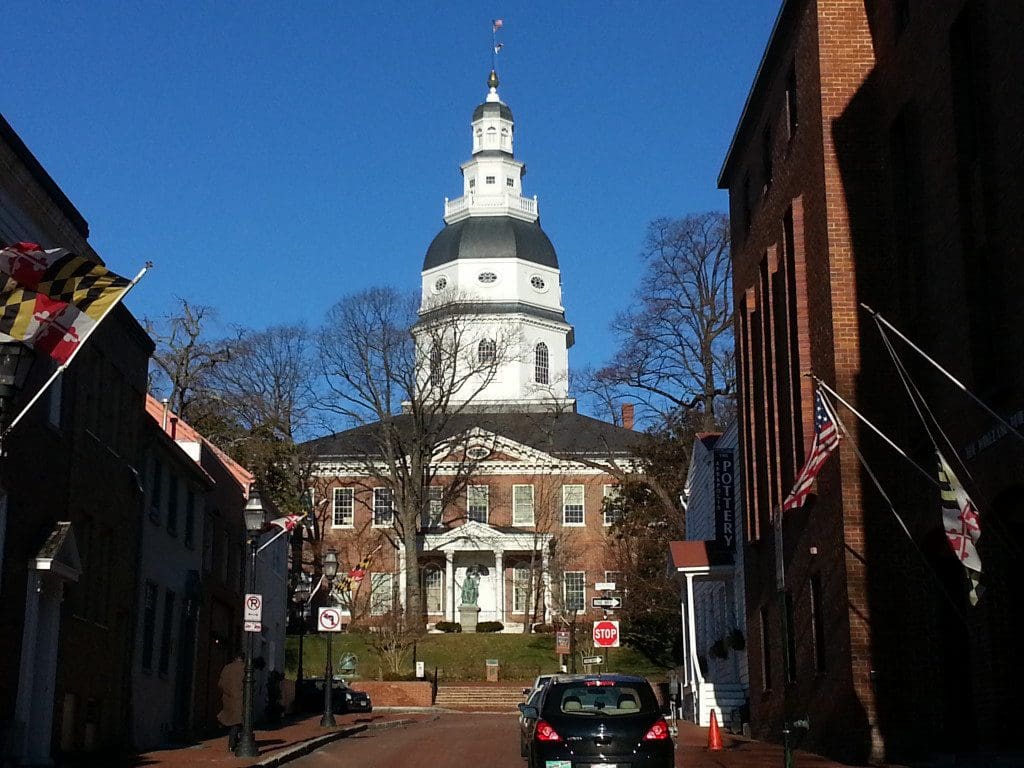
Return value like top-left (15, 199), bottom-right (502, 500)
top-left (320, 549), bottom-right (339, 728)
top-left (235, 488), bottom-right (266, 758)
top-left (292, 571), bottom-right (312, 684)
top-left (0, 341), bottom-right (35, 436)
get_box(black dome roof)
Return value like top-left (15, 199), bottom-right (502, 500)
top-left (423, 216), bottom-right (558, 271)
top-left (472, 101), bottom-right (514, 122)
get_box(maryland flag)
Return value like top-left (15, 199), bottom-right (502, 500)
top-left (938, 452), bottom-right (984, 605)
top-left (336, 548), bottom-right (378, 592)
top-left (1, 242), bottom-right (131, 364)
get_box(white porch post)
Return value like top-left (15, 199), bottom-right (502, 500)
top-left (495, 550), bottom-right (504, 624)
top-left (398, 546), bottom-right (407, 614)
top-left (680, 594), bottom-right (690, 687)
top-left (685, 573), bottom-right (702, 724)
top-left (445, 551), bottom-right (455, 622)
top-left (541, 547), bottom-right (552, 624)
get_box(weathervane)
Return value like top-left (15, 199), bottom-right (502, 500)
top-left (491, 18), bottom-right (504, 72)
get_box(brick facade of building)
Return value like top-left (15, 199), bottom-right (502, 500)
top-left (719, 1), bottom-right (1024, 763)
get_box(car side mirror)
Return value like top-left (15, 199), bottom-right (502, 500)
top-left (518, 704), bottom-right (538, 718)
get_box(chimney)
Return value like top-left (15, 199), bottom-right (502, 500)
top-left (621, 403), bottom-right (635, 430)
top-left (161, 398), bottom-right (170, 431)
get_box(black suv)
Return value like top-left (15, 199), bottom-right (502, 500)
top-left (518, 674), bottom-right (673, 768)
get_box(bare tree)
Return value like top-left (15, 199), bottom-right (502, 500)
top-left (595, 212), bottom-right (734, 430)
top-left (317, 287), bottom-right (519, 627)
top-left (146, 299), bottom-right (232, 421)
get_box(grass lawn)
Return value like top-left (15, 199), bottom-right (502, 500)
top-left (285, 632), bottom-right (671, 682)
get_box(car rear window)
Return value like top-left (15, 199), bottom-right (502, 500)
top-left (548, 681), bottom-right (658, 716)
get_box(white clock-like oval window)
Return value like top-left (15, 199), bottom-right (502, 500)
top-left (433, 276), bottom-right (448, 293)
top-left (466, 445), bottom-right (491, 460)
top-left (478, 272), bottom-right (498, 284)
top-left (530, 275), bottom-right (547, 292)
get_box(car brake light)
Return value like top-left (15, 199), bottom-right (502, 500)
top-left (584, 680), bottom-right (615, 687)
top-left (535, 720), bottom-right (562, 742)
top-left (643, 719), bottom-right (670, 740)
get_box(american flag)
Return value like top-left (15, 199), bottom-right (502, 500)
top-left (782, 389), bottom-right (840, 512)
top-left (492, 18), bottom-right (503, 32)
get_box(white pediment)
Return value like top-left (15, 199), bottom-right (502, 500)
top-left (422, 519), bottom-right (551, 552)
top-left (33, 521), bottom-right (82, 582)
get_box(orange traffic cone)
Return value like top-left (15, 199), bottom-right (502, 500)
top-left (707, 709), bottom-right (724, 751)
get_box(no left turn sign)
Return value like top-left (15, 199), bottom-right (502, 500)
top-left (318, 607), bottom-right (343, 632)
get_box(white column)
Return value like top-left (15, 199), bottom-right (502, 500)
top-left (398, 546), bottom-right (407, 614)
top-left (541, 547), bottom-right (552, 624)
top-left (685, 574), bottom-right (701, 725)
top-left (445, 551), bottom-right (455, 622)
top-left (495, 550), bottom-right (504, 625)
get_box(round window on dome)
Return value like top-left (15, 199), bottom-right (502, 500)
top-left (478, 272), bottom-right (498, 284)
top-left (433, 276), bottom-right (448, 293)
top-left (530, 275), bottom-right (547, 292)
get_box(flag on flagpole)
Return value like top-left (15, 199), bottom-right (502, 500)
top-left (269, 513), bottom-right (305, 532)
top-left (336, 547), bottom-right (379, 592)
top-left (1, 242), bottom-right (131, 364)
top-left (782, 389), bottom-right (841, 512)
top-left (493, 42), bottom-right (504, 54)
top-left (492, 18), bottom-right (503, 32)
top-left (937, 452), bottom-right (983, 604)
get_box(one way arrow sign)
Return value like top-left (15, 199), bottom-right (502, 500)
top-left (592, 596), bottom-right (622, 609)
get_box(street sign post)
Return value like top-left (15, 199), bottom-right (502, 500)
top-left (592, 596), bottom-right (622, 609)
top-left (582, 655), bottom-right (603, 665)
top-left (556, 629), bottom-right (571, 655)
top-left (243, 621), bottom-right (261, 633)
top-left (243, 594), bottom-right (263, 623)
top-left (317, 607), bottom-right (343, 633)
top-left (593, 620), bottom-right (620, 648)
top-left (595, 582), bottom-right (616, 592)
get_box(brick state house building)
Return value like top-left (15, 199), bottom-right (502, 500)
top-left (303, 71), bottom-right (638, 631)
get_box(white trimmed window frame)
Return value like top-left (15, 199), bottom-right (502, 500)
top-left (423, 565), bottom-right (444, 614)
top-left (602, 484), bottom-right (621, 527)
top-left (512, 484), bottom-right (535, 527)
top-left (373, 487), bottom-right (394, 528)
top-left (332, 487), bottom-right (354, 528)
top-left (562, 484), bottom-right (585, 526)
top-left (512, 563), bottom-right (532, 614)
top-left (563, 571), bottom-right (586, 612)
top-left (467, 485), bottom-right (489, 524)
top-left (370, 572), bottom-right (395, 616)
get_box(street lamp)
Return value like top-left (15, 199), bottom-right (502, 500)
top-left (320, 548), bottom-right (339, 728)
top-left (0, 341), bottom-right (35, 435)
top-left (292, 571), bottom-right (312, 684)
top-left (235, 487), bottom-right (266, 758)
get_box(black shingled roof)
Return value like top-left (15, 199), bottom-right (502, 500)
top-left (303, 411), bottom-right (640, 459)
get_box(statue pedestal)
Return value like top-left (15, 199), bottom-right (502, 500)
top-left (459, 605), bottom-right (481, 633)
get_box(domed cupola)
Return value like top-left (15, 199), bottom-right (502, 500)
top-left (415, 70), bottom-right (575, 413)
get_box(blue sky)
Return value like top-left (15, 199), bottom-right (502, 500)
top-left (4, 1), bottom-right (778, 399)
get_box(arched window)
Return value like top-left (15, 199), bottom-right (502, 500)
top-left (423, 565), bottom-right (443, 614)
top-left (429, 344), bottom-right (443, 387)
top-left (486, 126), bottom-right (497, 147)
top-left (534, 342), bottom-right (549, 384)
top-left (513, 563), bottom-right (532, 614)
top-left (478, 338), bottom-right (496, 366)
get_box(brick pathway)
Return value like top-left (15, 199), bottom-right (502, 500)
top-left (57, 712), bottom-right (426, 768)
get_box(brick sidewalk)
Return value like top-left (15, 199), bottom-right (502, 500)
top-left (58, 712), bottom-right (425, 768)
top-left (673, 721), bottom-right (880, 767)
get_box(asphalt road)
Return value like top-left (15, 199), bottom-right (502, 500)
top-left (288, 712), bottom-right (863, 768)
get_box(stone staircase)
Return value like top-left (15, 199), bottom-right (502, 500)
top-left (690, 682), bottom-right (747, 731)
top-left (434, 684), bottom-right (526, 711)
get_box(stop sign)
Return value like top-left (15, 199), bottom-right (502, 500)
top-left (593, 620), bottom-right (620, 648)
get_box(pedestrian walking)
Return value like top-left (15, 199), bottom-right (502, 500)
top-left (218, 653), bottom-right (245, 751)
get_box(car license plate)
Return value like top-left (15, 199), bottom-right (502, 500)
top-left (544, 762), bottom-right (571, 768)
top-left (591, 764), bottom-right (618, 768)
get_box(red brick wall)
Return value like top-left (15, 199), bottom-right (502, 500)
top-left (723, 0), bottom-right (1024, 762)
top-left (349, 681), bottom-right (433, 707)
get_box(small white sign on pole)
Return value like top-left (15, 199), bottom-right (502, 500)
top-left (244, 594), bottom-right (263, 622)
top-left (318, 607), bottom-right (343, 632)
top-left (595, 582), bottom-right (616, 592)
top-left (243, 621), bottom-right (261, 633)
top-left (416, 661), bottom-right (425, 679)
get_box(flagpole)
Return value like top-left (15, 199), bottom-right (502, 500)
top-left (1, 262), bottom-right (152, 440)
top-left (812, 376), bottom-right (938, 488)
top-left (257, 526), bottom-right (289, 554)
top-left (861, 304), bottom-right (1024, 447)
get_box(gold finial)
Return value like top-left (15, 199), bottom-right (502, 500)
top-left (488, 70), bottom-right (500, 90)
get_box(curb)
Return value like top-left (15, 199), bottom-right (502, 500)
top-left (254, 718), bottom-right (414, 767)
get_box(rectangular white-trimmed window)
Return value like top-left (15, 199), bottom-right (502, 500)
top-left (562, 484), bottom-right (585, 526)
top-left (467, 485), bottom-right (489, 523)
top-left (423, 566), bottom-right (443, 614)
top-left (333, 488), bottom-right (354, 528)
top-left (563, 571), bottom-right (585, 612)
top-left (370, 572), bottom-right (394, 616)
top-left (373, 487), bottom-right (394, 527)
top-left (506, 177), bottom-right (514, 187)
top-left (512, 563), bottom-right (533, 614)
top-left (485, 175), bottom-right (495, 184)
top-left (602, 484), bottom-right (622, 526)
top-left (512, 485), bottom-right (535, 526)
top-left (423, 486), bottom-right (444, 528)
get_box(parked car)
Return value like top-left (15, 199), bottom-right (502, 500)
top-left (518, 685), bottom-right (546, 757)
top-left (518, 674), bottom-right (673, 768)
top-left (295, 678), bottom-right (372, 714)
